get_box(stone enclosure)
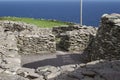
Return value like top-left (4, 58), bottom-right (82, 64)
top-left (0, 13), bottom-right (120, 80)
top-left (0, 20), bottom-right (97, 74)
top-left (0, 21), bottom-right (56, 55)
top-left (0, 21), bottom-right (97, 56)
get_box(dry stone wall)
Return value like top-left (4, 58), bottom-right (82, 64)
top-left (0, 23), bottom-right (21, 73)
top-left (18, 34), bottom-right (56, 55)
top-left (0, 21), bottom-right (55, 55)
top-left (0, 14), bottom-right (120, 80)
top-left (58, 26), bottom-right (97, 52)
top-left (52, 25), bottom-right (81, 37)
top-left (0, 21), bottom-right (55, 74)
top-left (90, 14), bottom-right (120, 60)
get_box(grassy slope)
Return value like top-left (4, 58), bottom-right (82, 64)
top-left (0, 17), bottom-right (74, 28)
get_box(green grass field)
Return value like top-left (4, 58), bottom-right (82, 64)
top-left (0, 17), bottom-right (74, 28)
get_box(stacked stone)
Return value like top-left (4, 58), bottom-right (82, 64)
top-left (0, 21), bottom-right (56, 75)
top-left (0, 25), bottom-right (21, 74)
top-left (52, 25), bottom-right (81, 37)
top-left (59, 26), bottom-right (97, 52)
top-left (18, 34), bottom-right (56, 55)
top-left (0, 21), bottom-right (56, 55)
top-left (90, 14), bottom-right (120, 60)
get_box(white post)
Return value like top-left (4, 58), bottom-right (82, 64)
top-left (80, 0), bottom-right (83, 26)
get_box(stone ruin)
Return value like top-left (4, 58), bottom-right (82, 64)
top-left (56, 26), bottom-right (97, 52)
top-left (89, 14), bottom-right (120, 61)
top-left (0, 13), bottom-right (120, 80)
top-left (0, 21), bottom-right (56, 74)
top-left (0, 21), bottom-right (97, 73)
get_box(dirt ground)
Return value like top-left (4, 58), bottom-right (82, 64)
top-left (21, 51), bottom-right (84, 69)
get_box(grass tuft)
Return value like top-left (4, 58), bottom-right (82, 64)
top-left (0, 16), bottom-right (75, 28)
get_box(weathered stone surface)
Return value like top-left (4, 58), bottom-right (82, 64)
top-left (90, 13), bottom-right (120, 60)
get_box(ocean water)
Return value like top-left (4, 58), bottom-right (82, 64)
top-left (0, 1), bottom-right (120, 27)
top-left (83, 1), bottom-right (120, 26)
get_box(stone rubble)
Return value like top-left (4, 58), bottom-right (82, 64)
top-left (0, 60), bottom-right (115, 80)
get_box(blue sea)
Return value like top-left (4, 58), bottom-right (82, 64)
top-left (0, 1), bottom-right (120, 27)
